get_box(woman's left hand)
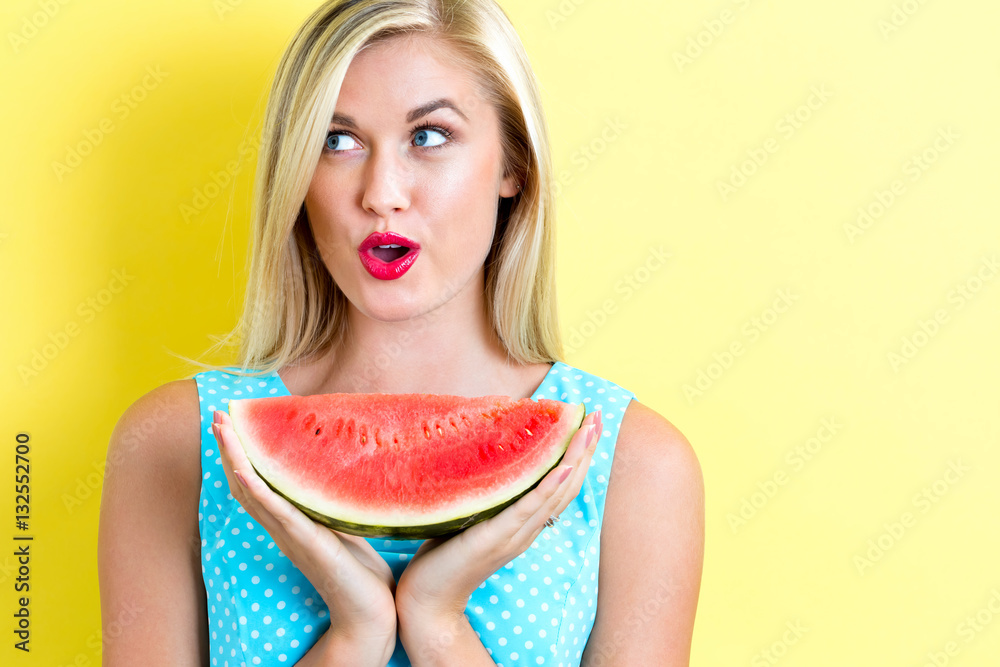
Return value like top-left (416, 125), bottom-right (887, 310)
top-left (394, 409), bottom-right (603, 632)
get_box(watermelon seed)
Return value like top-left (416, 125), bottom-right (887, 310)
top-left (424, 425), bottom-right (431, 439)
top-left (361, 435), bottom-right (367, 444)
top-left (437, 425), bottom-right (444, 436)
top-left (315, 428), bottom-right (321, 436)
top-left (525, 427), bottom-right (533, 436)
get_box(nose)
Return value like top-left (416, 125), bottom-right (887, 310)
top-left (361, 145), bottom-right (411, 219)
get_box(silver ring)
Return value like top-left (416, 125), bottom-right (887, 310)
top-left (544, 515), bottom-right (559, 528)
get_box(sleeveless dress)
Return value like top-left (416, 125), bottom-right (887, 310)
top-left (196, 361), bottom-right (636, 666)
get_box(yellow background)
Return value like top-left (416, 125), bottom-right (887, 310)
top-left (2, 0), bottom-right (998, 664)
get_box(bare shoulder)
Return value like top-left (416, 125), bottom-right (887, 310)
top-left (584, 400), bottom-right (704, 666)
top-left (99, 378), bottom-right (209, 661)
top-left (606, 398), bottom-right (704, 564)
top-left (105, 378), bottom-right (202, 486)
top-left (612, 399), bottom-right (703, 494)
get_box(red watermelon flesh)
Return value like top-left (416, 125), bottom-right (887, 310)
top-left (228, 393), bottom-right (585, 539)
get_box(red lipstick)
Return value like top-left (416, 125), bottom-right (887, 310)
top-left (358, 231), bottom-right (421, 281)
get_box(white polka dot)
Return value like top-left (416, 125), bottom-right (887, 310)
top-left (198, 362), bottom-right (618, 660)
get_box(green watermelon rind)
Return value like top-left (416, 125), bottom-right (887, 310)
top-left (231, 399), bottom-right (585, 540)
top-left (255, 451), bottom-right (563, 539)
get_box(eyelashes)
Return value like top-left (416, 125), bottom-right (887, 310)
top-left (322, 122), bottom-right (454, 153)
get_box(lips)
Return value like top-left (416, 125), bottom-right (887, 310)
top-left (358, 231), bottom-right (421, 281)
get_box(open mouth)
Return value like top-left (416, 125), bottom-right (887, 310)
top-left (370, 244), bottom-right (411, 263)
top-left (358, 232), bottom-right (420, 280)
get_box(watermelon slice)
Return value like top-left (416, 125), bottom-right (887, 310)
top-left (227, 393), bottom-right (585, 539)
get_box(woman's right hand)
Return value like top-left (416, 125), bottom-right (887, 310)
top-left (212, 410), bottom-right (397, 662)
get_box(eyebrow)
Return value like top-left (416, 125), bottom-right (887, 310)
top-left (330, 98), bottom-right (469, 128)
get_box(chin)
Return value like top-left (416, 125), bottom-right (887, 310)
top-left (348, 286), bottom-right (435, 322)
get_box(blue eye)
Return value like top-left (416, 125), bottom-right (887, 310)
top-left (414, 127), bottom-right (448, 148)
top-left (325, 132), bottom-right (358, 151)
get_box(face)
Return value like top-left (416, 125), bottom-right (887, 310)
top-left (304, 33), bottom-right (519, 323)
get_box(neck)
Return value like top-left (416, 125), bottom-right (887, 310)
top-left (286, 273), bottom-right (531, 397)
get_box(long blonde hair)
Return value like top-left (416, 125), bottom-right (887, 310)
top-left (211, 0), bottom-right (562, 376)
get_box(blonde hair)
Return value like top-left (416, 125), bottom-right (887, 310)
top-left (211, 0), bottom-right (562, 376)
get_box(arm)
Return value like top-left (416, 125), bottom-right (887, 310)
top-left (97, 380), bottom-right (208, 665)
top-left (97, 382), bottom-right (368, 667)
top-left (583, 401), bottom-right (705, 667)
top-left (395, 412), bottom-right (604, 665)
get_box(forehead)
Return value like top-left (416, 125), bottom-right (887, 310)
top-left (337, 33), bottom-right (485, 111)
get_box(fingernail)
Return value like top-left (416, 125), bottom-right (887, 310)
top-left (212, 423), bottom-right (221, 440)
top-left (234, 470), bottom-right (248, 488)
top-left (558, 466), bottom-right (573, 483)
top-left (587, 424), bottom-right (599, 447)
top-left (213, 410), bottom-right (223, 425)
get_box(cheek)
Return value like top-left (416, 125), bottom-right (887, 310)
top-left (304, 182), bottom-right (347, 259)
top-left (418, 152), bottom-right (502, 244)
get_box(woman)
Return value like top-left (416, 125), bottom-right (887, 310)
top-left (98, 0), bottom-right (704, 664)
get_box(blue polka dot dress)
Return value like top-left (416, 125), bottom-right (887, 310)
top-left (195, 361), bottom-right (636, 665)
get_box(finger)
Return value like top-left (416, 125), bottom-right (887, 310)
top-left (514, 414), bottom-right (602, 539)
top-left (551, 411), bottom-right (603, 512)
top-left (212, 419), bottom-right (256, 512)
top-left (475, 454), bottom-right (580, 554)
top-left (214, 411), bottom-right (254, 503)
top-left (215, 420), bottom-right (328, 548)
top-left (518, 418), bottom-right (598, 522)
